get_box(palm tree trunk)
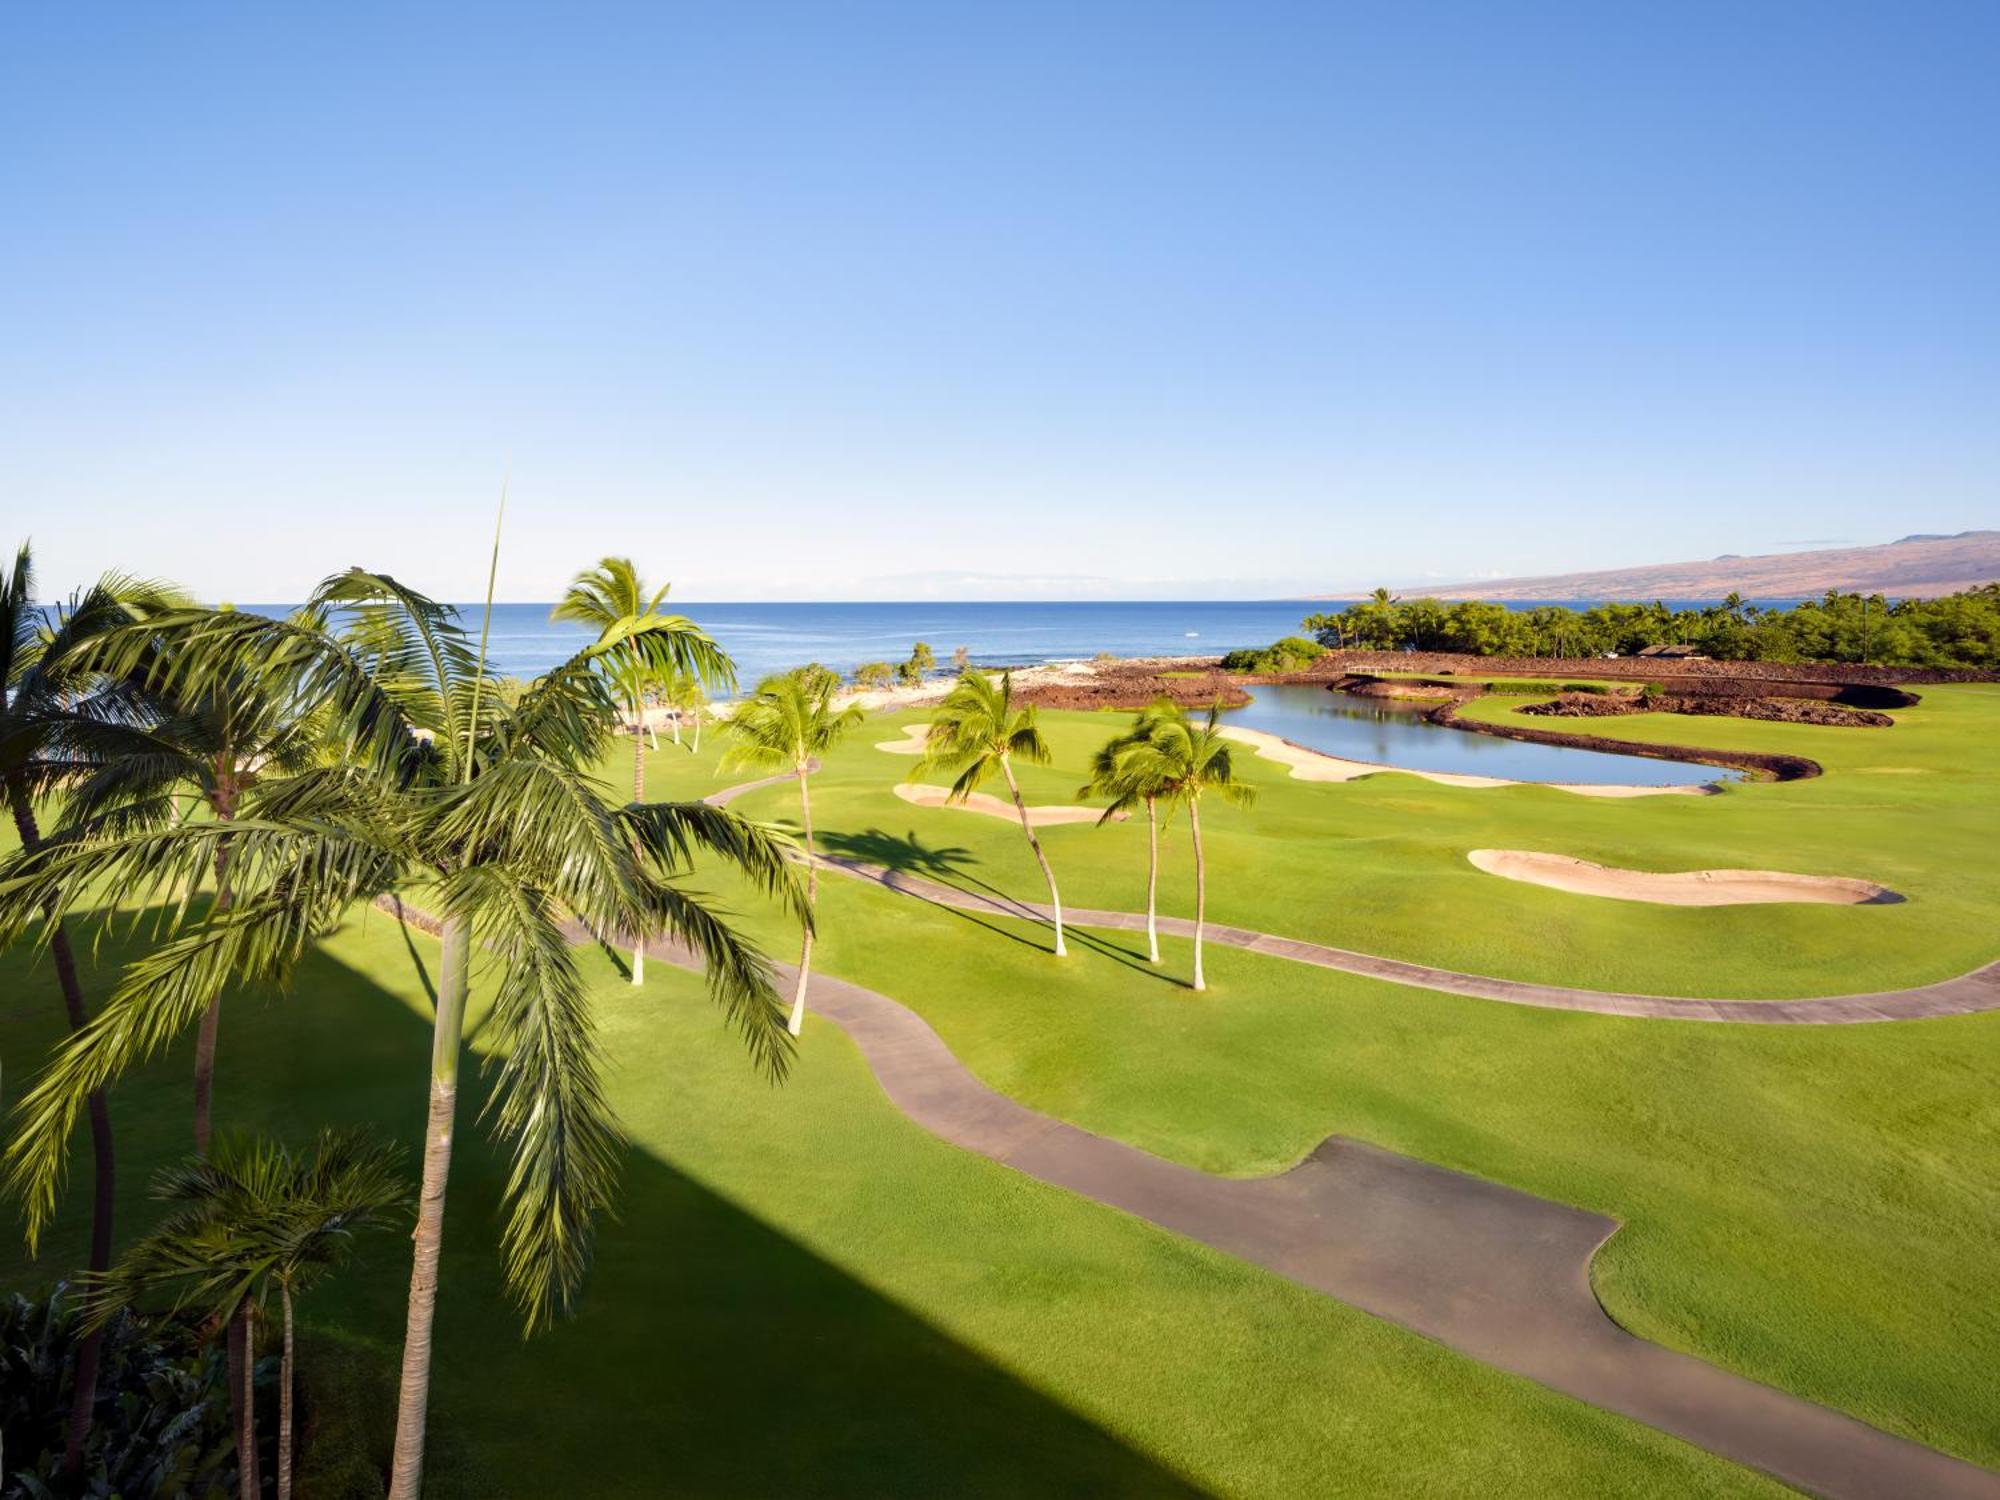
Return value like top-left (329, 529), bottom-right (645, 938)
top-left (278, 1285), bottom-right (295, 1500)
top-left (1144, 796), bottom-right (1160, 964)
top-left (631, 721), bottom-right (646, 986)
top-left (691, 706), bottom-right (703, 752)
top-left (197, 776), bottom-right (239, 1152)
top-left (193, 999), bottom-right (222, 1153)
top-left (999, 757), bottom-right (1065, 956)
top-left (5, 780), bottom-right (114, 1479)
top-left (388, 912), bottom-right (471, 1500)
top-left (1189, 795), bottom-right (1207, 991)
top-left (786, 766), bottom-right (817, 1036)
top-left (231, 1305), bottom-right (261, 1497)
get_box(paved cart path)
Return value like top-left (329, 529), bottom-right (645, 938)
top-left (365, 770), bottom-right (2000, 1495)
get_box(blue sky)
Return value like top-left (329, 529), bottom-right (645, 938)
top-left (3, 1), bottom-right (1995, 601)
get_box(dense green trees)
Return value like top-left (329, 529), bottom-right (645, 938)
top-left (1298, 584), bottom-right (2000, 667)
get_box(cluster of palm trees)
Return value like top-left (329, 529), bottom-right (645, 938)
top-left (916, 670), bottom-right (1253, 990)
top-left (0, 541), bottom-right (807, 1495)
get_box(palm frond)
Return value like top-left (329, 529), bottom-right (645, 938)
top-left (451, 869), bottom-right (623, 1331)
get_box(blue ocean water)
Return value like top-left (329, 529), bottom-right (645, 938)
top-left (242, 596), bottom-right (1802, 686)
top-left (270, 599), bottom-right (1323, 685)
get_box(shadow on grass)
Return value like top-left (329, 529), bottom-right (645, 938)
top-left (817, 827), bottom-right (1173, 982)
top-left (2, 909), bottom-right (1207, 1496)
top-left (339, 934), bottom-right (1210, 1498)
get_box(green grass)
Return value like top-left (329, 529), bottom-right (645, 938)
top-left (0, 920), bottom-right (1783, 1498)
top-left (6, 686), bottom-right (1997, 1490)
top-left (738, 685), bottom-right (2000, 1000)
top-left (701, 686), bottom-right (2000, 1467)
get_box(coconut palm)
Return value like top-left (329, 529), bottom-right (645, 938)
top-left (87, 1129), bottom-right (408, 1500)
top-left (1079, 705), bottom-right (1180, 964)
top-left (0, 542), bottom-right (176, 1476)
top-left (1124, 701), bottom-right (1255, 991)
top-left (721, 669), bottom-right (864, 1034)
top-left (0, 565), bottom-right (805, 1500)
top-left (920, 669), bottom-right (1066, 956)
top-left (552, 558), bottom-right (733, 984)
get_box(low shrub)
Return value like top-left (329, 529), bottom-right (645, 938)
top-left (0, 1284), bottom-right (240, 1497)
top-left (1221, 637), bottom-right (1326, 674)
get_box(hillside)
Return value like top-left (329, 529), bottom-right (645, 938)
top-left (1381, 531), bottom-right (2000, 602)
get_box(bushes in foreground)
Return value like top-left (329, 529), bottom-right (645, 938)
top-left (0, 1287), bottom-right (244, 1497)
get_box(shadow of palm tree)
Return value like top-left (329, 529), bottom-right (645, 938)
top-left (0, 917), bottom-right (1212, 1499)
top-left (816, 827), bottom-right (1175, 982)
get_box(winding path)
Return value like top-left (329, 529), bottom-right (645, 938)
top-left (389, 768), bottom-right (2000, 1495)
top-left (711, 769), bottom-right (2000, 1025)
top-left (554, 771), bottom-right (2000, 1497)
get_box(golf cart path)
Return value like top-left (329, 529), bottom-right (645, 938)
top-left (563, 775), bottom-right (2000, 1498)
top-left (709, 769), bottom-right (2000, 1024)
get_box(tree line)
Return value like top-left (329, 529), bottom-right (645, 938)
top-left (1299, 585), bottom-right (2000, 668)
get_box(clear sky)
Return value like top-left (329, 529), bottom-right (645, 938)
top-left (3, 1), bottom-right (1995, 601)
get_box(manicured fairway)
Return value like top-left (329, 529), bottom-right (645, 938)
top-left (4, 686), bottom-right (1996, 1492)
top-left (728, 684), bottom-right (2000, 999)
top-left (704, 685), bottom-right (2000, 1469)
top-left (0, 922), bottom-right (1785, 1498)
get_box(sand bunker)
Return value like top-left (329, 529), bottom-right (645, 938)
top-left (875, 724), bottom-right (931, 755)
top-left (893, 782), bottom-right (1121, 827)
top-left (1467, 849), bottom-right (1900, 907)
top-left (1219, 726), bottom-right (1709, 799)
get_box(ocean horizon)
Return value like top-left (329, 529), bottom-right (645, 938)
top-left (234, 595), bottom-right (1811, 685)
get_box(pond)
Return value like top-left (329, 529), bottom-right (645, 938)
top-left (1222, 686), bottom-right (1738, 787)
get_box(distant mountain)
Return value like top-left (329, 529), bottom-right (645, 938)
top-left (1370, 531), bottom-right (2000, 603)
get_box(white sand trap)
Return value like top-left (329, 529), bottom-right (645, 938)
top-left (1219, 726), bottom-right (1709, 798)
top-left (875, 724), bottom-right (930, 755)
top-left (1468, 849), bottom-right (1898, 906)
top-left (893, 782), bottom-right (1122, 827)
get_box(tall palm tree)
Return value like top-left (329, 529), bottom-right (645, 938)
top-left (1124, 701), bottom-right (1255, 991)
top-left (921, 669), bottom-right (1066, 956)
top-left (58, 603), bottom-right (339, 1152)
top-left (1079, 706), bottom-right (1179, 964)
top-left (1, 566), bottom-right (806, 1500)
top-left (552, 558), bottom-right (731, 983)
top-left (721, 669), bottom-right (864, 1034)
top-left (87, 1129), bottom-right (408, 1500)
top-left (0, 541), bottom-right (171, 1477)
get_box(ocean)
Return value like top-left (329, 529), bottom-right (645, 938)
top-left (241, 595), bottom-right (1794, 687)
top-left (249, 600), bottom-right (1322, 686)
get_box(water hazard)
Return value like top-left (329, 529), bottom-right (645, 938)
top-left (1223, 686), bottom-right (1735, 787)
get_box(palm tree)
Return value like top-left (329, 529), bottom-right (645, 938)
top-left (721, 669), bottom-right (864, 1034)
top-left (1, 566), bottom-right (806, 1500)
top-left (921, 669), bottom-right (1066, 956)
top-left (552, 558), bottom-right (734, 984)
top-left (1079, 706), bottom-right (1179, 964)
top-left (87, 1129), bottom-right (408, 1500)
top-left (0, 542), bottom-right (172, 1477)
top-left (665, 670), bottom-right (710, 753)
top-left (1125, 701), bottom-right (1255, 991)
top-left (58, 603), bottom-right (343, 1152)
